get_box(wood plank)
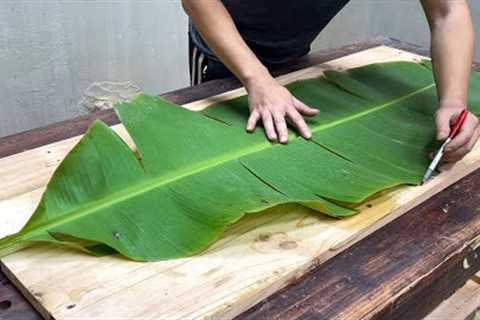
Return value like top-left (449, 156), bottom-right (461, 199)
top-left (238, 169), bottom-right (480, 320)
top-left (0, 45), bottom-right (477, 320)
top-left (0, 270), bottom-right (42, 320)
top-left (424, 279), bottom-right (480, 320)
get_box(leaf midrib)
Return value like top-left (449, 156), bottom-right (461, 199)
top-left (20, 82), bottom-right (436, 241)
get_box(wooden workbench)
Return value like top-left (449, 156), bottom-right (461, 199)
top-left (1, 37), bottom-right (480, 320)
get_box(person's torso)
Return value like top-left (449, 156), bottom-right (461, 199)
top-left (190, 0), bottom-right (350, 65)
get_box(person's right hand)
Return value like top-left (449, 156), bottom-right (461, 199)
top-left (435, 102), bottom-right (480, 163)
top-left (245, 76), bottom-right (319, 144)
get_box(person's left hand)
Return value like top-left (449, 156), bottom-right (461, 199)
top-left (435, 101), bottom-right (480, 163)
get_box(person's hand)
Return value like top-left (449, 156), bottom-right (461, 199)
top-left (245, 76), bottom-right (319, 144)
top-left (435, 101), bottom-right (480, 162)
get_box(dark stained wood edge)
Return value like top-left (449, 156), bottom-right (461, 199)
top-left (0, 36), bottom-right (419, 159)
top-left (236, 170), bottom-right (480, 320)
top-left (0, 270), bottom-right (42, 320)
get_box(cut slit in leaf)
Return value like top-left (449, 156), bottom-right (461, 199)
top-left (1, 61), bottom-right (480, 261)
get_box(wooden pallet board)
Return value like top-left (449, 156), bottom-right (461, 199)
top-left (2, 46), bottom-right (480, 320)
top-left (424, 278), bottom-right (480, 320)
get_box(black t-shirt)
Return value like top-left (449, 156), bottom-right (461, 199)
top-left (190, 0), bottom-right (350, 65)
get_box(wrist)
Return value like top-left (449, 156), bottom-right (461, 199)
top-left (439, 98), bottom-right (468, 109)
top-left (438, 89), bottom-right (468, 109)
top-left (241, 66), bottom-right (276, 92)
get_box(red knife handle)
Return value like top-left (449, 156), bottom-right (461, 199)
top-left (448, 109), bottom-right (469, 139)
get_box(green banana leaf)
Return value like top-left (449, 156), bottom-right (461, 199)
top-left (1, 61), bottom-right (480, 261)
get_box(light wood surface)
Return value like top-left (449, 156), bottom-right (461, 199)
top-left (1, 46), bottom-right (479, 320)
top-left (424, 278), bottom-right (480, 320)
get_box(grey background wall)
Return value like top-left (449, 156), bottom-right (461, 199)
top-left (0, 0), bottom-right (478, 137)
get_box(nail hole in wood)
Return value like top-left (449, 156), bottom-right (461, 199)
top-left (66, 304), bottom-right (76, 310)
top-left (0, 300), bottom-right (12, 310)
top-left (256, 233), bottom-right (271, 242)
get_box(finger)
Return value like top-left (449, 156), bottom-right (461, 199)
top-left (435, 108), bottom-right (453, 141)
top-left (444, 127), bottom-right (480, 162)
top-left (262, 112), bottom-right (277, 141)
top-left (273, 112), bottom-right (289, 144)
top-left (443, 153), bottom-right (465, 164)
top-left (468, 127), bottom-right (480, 151)
top-left (293, 97), bottom-right (319, 117)
top-left (438, 162), bottom-right (455, 172)
top-left (246, 111), bottom-right (261, 132)
top-left (444, 141), bottom-right (475, 163)
top-left (445, 114), bottom-right (478, 152)
top-left (443, 149), bottom-right (466, 163)
top-left (286, 108), bottom-right (311, 139)
top-left (473, 127), bottom-right (480, 150)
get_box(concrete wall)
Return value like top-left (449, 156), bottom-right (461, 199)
top-left (313, 0), bottom-right (480, 57)
top-left (0, 0), bottom-right (189, 137)
top-left (0, 0), bottom-right (478, 137)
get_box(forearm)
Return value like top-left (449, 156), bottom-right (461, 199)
top-left (182, 0), bottom-right (273, 88)
top-left (421, 1), bottom-right (479, 162)
top-left (422, 0), bottom-right (475, 106)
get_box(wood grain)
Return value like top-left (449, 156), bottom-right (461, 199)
top-left (0, 271), bottom-right (42, 320)
top-left (238, 169), bottom-right (480, 320)
top-left (424, 279), bottom-right (480, 320)
top-left (0, 44), bottom-right (478, 320)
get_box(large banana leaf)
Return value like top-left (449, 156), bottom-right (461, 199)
top-left (1, 61), bottom-right (480, 261)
